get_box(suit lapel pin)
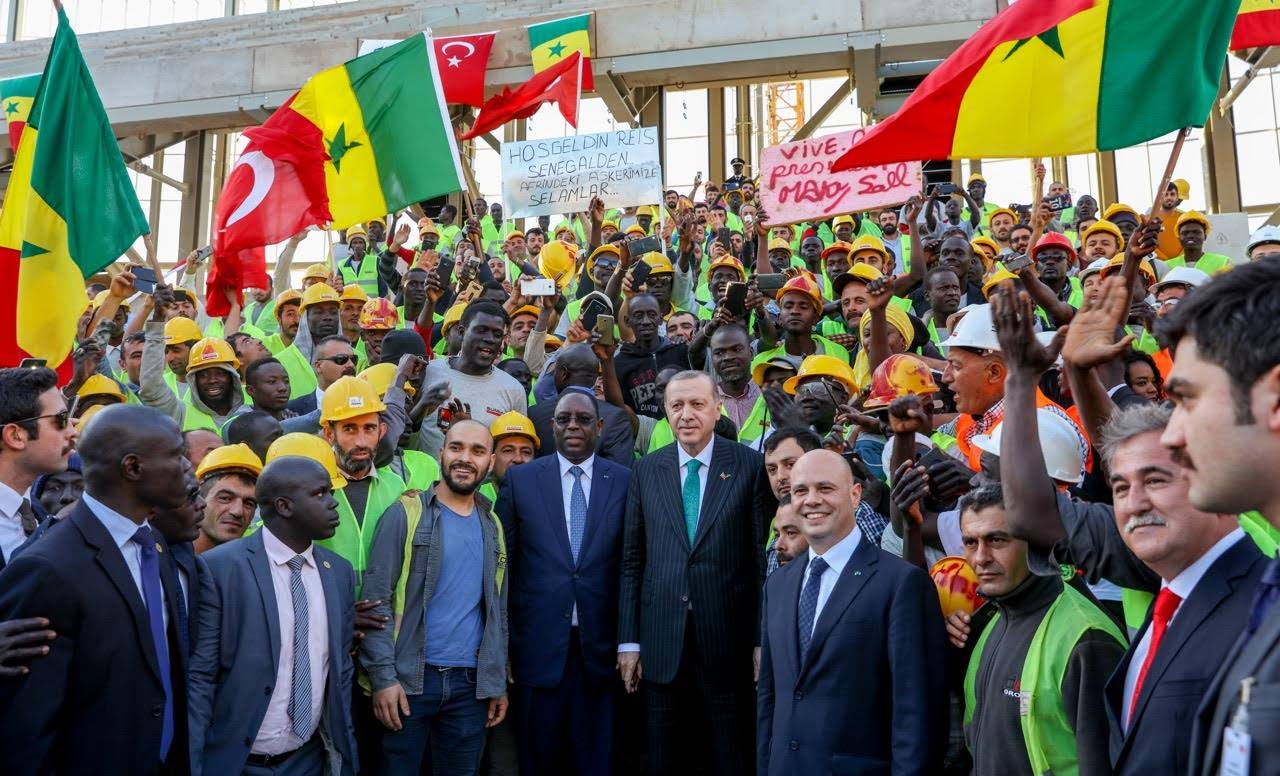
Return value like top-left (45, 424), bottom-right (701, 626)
top-left (852, 570), bottom-right (862, 576)
top-left (323, 560), bottom-right (332, 569)
top-left (154, 543), bottom-right (163, 553)
top-left (719, 471), bottom-right (730, 480)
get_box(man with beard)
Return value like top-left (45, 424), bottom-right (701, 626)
top-left (768, 498), bottom-right (808, 573)
top-left (419, 301), bottom-right (528, 457)
top-left (142, 300), bottom-right (251, 432)
top-left (161, 315), bottom-right (202, 399)
top-left (192, 443), bottom-right (261, 555)
top-left (525, 226), bottom-right (546, 258)
top-left (262, 289), bottom-right (301, 356)
top-left (288, 335), bottom-right (357, 417)
top-left (990, 284), bottom-right (1268, 775)
top-left (783, 355), bottom-right (856, 440)
top-left (1081, 220), bottom-right (1124, 264)
top-left (244, 358), bottom-right (293, 422)
top-left (878, 208), bottom-right (910, 275)
top-left (1154, 179), bottom-right (1188, 260)
top-left (362, 420), bottom-right (510, 775)
top-left (341, 224), bottom-right (387, 298)
top-left (987, 208), bottom-right (1018, 252)
top-left (1010, 222), bottom-right (1034, 256)
top-left (358, 298), bottom-right (399, 369)
top-left (613, 294), bottom-right (691, 419)
top-left (339, 284), bottom-right (369, 345)
top-left (276, 283), bottom-right (342, 401)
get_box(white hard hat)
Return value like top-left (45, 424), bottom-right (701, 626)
top-left (1247, 225), bottom-right (1280, 256)
top-left (1151, 266), bottom-right (1210, 294)
top-left (1079, 258), bottom-right (1110, 283)
top-left (939, 303), bottom-right (1053, 353)
top-left (971, 409), bottom-right (1083, 485)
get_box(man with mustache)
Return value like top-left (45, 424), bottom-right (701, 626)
top-left (361, 420), bottom-right (509, 776)
top-left (989, 282), bottom-right (1267, 775)
top-left (191, 443), bottom-right (261, 555)
top-left (287, 336), bottom-right (357, 417)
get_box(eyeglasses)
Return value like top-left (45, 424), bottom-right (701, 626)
top-left (594, 260), bottom-right (619, 271)
top-left (1157, 298), bottom-right (1180, 310)
top-left (552, 412), bottom-right (597, 428)
top-left (9, 398), bottom-right (77, 431)
top-left (796, 379), bottom-right (845, 404)
top-left (316, 354), bottom-right (356, 366)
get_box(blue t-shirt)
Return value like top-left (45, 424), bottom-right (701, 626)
top-left (423, 504), bottom-right (484, 667)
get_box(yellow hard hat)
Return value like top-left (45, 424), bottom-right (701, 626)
top-left (358, 362), bottom-right (416, 398)
top-left (186, 337), bottom-right (240, 373)
top-left (491, 411), bottom-right (540, 449)
top-left (299, 282), bottom-right (340, 313)
top-left (750, 354), bottom-right (799, 386)
top-left (1176, 210), bottom-right (1212, 235)
top-left (340, 284), bottom-right (369, 304)
top-left (320, 375), bottom-right (387, 425)
top-left (544, 334), bottom-right (564, 352)
top-left (510, 304), bottom-right (541, 320)
top-left (600, 220), bottom-right (619, 231)
top-left (195, 442), bottom-right (263, 481)
top-left (1170, 178), bottom-right (1191, 200)
top-left (850, 234), bottom-right (889, 262)
top-left (970, 236), bottom-right (1000, 262)
top-left (172, 288), bottom-right (197, 306)
top-left (302, 263), bottom-right (330, 282)
top-left (346, 224), bottom-right (369, 241)
top-left (274, 288), bottom-right (302, 311)
top-left (504, 228), bottom-right (524, 242)
top-left (832, 214), bottom-right (856, 229)
top-left (91, 290), bottom-right (129, 311)
top-left (418, 218), bottom-right (440, 237)
top-left (1102, 203), bottom-right (1139, 223)
top-left (706, 255), bottom-right (746, 281)
top-left (767, 237), bottom-right (792, 255)
top-left (624, 224), bottom-right (647, 237)
top-left (358, 298), bottom-right (399, 330)
top-left (929, 556), bottom-right (984, 617)
top-left (538, 240), bottom-right (577, 289)
top-left (988, 208), bottom-right (1018, 226)
top-left (641, 252), bottom-right (674, 275)
top-left (441, 303), bottom-right (468, 334)
top-left (366, 217), bottom-right (386, 228)
top-left (778, 273), bottom-right (824, 308)
top-left (1101, 255), bottom-right (1157, 284)
top-left (1082, 220), bottom-right (1126, 250)
top-left (265, 432), bottom-right (347, 490)
top-left (77, 374), bottom-right (125, 403)
top-left (587, 243), bottom-right (621, 273)
top-left (164, 316), bottom-right (203, 345)
top-left (982, 268), bottom-right (1020, 300)
top-left (967, 172), bottom-right (986, 185)
top-left (821, 241), bottom-right (853, 261)
top-left (783, 354), bottom-right (858, 397)
top-left (832, 264), bottom-right (885, 298)
top-left (77, 403), bottom-right (107, 432)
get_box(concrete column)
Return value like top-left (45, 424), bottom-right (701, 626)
top-left (708, 87), bottom-right (725, 181)
top-left (178, 131), bottom-right (214, 253)
top-left (735, 84), bottom-right (753, 173)
top-left (1205, 68), bottom-right (1242, 213)
top-left (1097, 151), bottom-right (1118, 207)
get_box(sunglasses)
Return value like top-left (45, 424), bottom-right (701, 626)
top-left (10, 396), bottom-right (78, 431)
top-left (317, 354), bottom-right (356, 366)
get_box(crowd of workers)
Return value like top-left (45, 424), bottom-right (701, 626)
top-left (1, 160), bottom-right (1280, 776)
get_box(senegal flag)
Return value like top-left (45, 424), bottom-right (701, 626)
top-left (1232, 0), bottom-right (1280, 50)
top-left (529, 14), bottom-right (594, 91)
top-left (0, 9), bottom-right (147, 369)
top-left (834, 0), bottom-right (1241, 169)
top-left (0, 73), bottom-right (40, 152)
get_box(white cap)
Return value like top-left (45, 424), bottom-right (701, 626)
top-left (1151, 266), bottom-right (1210, 294)
top-left (1079, 258), bottom-right (1110, 282)
top-left (971, 409), bottom-right (1084, 485)
top-left (938, 303), bottom-right (1054, 353)
top-left (1247, 225), bottom-right (1280, 256)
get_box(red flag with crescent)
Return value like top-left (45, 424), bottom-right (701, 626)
top-left (433, 32), bottom-right (496, 107)
top-left (207, 95), bottom-right (331, 315)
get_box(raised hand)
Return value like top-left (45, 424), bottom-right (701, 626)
top-left (1060, 275), bottom-right (1136, 370)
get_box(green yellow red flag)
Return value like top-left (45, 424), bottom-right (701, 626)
top-left (528, 14), bottom-right (593, 91)
top-left (0, 9), bottom-right (148, 368)
top-left (834, 0), bottom-right (1241, 169)
top-left (0, 73), bottom-right (40, 152)
top-left (1232, 0), bottom-right (1280, 50)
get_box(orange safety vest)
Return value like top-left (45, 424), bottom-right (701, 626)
top-left (1152, 348), bottom-right (1174, 381)
top-left (954, 389), bottom-right (1090, 473)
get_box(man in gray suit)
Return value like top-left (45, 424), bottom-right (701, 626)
top-left (1157, 259), bottom-right (1280, 775)
top-left (188, 457), bottom-right (358, 775)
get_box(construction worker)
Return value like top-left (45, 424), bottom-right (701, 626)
top-left (359, 361), bottom-right (440, 492)
top-left (261, 288), bottom-right (301, 355)
top-left (191, 442), bottom-right (262, 554)
top-left (849, 234), bottom-right (892, 274)
top-left (161, 316), bottom-right (203, 398)
top-left (75, 374), bottom-right (129, 414)
top-left (358, 298), bottom-right (400, 369)
top-left (301, 262), bottom-right (331, 290)
top-left (1153, 178), bottom-right (1189, 260)
top-left (757, 274), bottom-right (849, 364)
top-left (1080, 219), bottom-right (1124, 263)
top-left (341, 224), bottom-right (385, 297)
top-left (317, 375), bottom-right (408, 588)
top-left (1166, 211), bottom-right (1232, 276)
top-left (782, 354), bottom-right (859, 439)
top-left (274, 282), bottom-right (339, 400)
top-left (340, 283), bottom-right (370, 345)
top-left (482, 411), bottom-right (539, 504)
top-left (141, 334), bottom-right (250, 433)
top-left (1246, 224), bottom-right (1280, 262)
top-left (955, 484), bottom-right (1126, 776)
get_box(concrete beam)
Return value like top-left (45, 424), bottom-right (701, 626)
top-left (791, 77), bottom-right (851, 141)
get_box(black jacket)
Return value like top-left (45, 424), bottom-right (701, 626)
top-left (612, 338), bottom-right (690, 419)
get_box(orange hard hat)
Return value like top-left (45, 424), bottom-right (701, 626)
top-left (863, 354), bottom-right (940, 410)
top-left (929, 556), bottom-right (984, 617)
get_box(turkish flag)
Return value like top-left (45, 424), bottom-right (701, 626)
top-left (205, 246), bottom-right (267, 317)
top-left (460, 52), bottom-right (581, 140)
top-left (434, 32), bottom-right (496, 107)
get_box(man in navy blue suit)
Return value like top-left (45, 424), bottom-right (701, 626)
top-left (0, 403), bottom-right (194, 776)
top-left (188, 456), bottom-right (358, 776)
top-left (497, 390), bottom-right (631, 775)
top-left (758, 450), bottom-right (947, 776)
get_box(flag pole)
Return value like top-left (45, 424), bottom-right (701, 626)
top-left (1025, 158), bottom-right (1047, 255)
top-left (324, 225), bottom-right (336, 282)
top-left (141, 234), bottom-right (164, 281)
top-left (1219, 47), bottom-right (1272, 117)
top-left (1121, 126), bottom-right (1189, 290)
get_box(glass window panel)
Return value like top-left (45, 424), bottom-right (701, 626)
top-left (1237, 132), bottom-right (1280, 208)
top-left (665, 136), bottom-right (708, 193)
top-left (1233, 67), bottom-right (1276, 133)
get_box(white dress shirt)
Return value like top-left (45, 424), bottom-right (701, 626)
top-left (1120, 528), bottom-right (1245, 730)
top-left (675, 435), bottom-right (715, 514)
top-left (253, 526), bottom-right (330, 755)
top-left (799, 525), bottom-right (864, 641)
top-left (81, 492), bottom-right (166, 631)
top-left (557, 453), bottom-right (595, 626)
top-left (0, 481), bottom-right (29, 563)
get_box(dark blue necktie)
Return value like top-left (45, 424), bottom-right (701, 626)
top-left (131, 527), bottom-right (173, 760)
top-left (797, 556), bottom-right (828, 662)
top-left (167, 553), bottom-right (190, 660)
top-left (1245, 556), bottom-right (1280, 638)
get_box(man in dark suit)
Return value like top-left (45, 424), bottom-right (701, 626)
top-left (284, 335), bottom-right (356, 418)
top-left (188, 456), bottom-right (358, 775)
top-left (497, 390), bottom-right (631, 774)
top-left (150, 466), bottom-right (209, 662)
top-left (618, 370), bottom-right (774, 775)
top-left (0, 404), bottom-right (193, 776)
top-left (530, 344), bottom-right (634, 468)
top-left (758, 449), bottom-right (946, 775)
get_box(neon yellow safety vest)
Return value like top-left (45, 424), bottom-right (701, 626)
top-left (1241, 510), bottom-right (1280, 557)
top-left (964, 584), bottom-right (1126, 776)
top-left (390, 492), bottom-right (506, 639)
top-left (395, 449), bottom-right (441, 492)
top-left (245, 299), bottom-right (278, 334)
top-left (320, 469), bottom-right (407, 594)
top-left (181, 395), bottom-right (219, 432)
top-left (737, 395), bottom-right (770, 446)
top-left (276, 344), bottom-right (318, 400)
top-left (757, 335), bottom-right (850, 366)
top-left (340, 256), bottom-right (380, 298)
top-left (1166, 253), bottom-right (1232, 275)
top-left (262, 332), bottom-right (288, 356)
top-left (647, 405), bottom-right (731, 454)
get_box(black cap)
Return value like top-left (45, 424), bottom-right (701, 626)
top-left (730, 157), bottom-right (745, 166)
top-left (377, 329), bottom-right (427, 365)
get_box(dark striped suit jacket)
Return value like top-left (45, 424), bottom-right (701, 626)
top-left (618, 436), bottom-right (776, 685)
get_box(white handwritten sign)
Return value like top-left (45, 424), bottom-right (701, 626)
top-left (501, 128), bottom-right (662, 219)
top-left (760, 128), bottom-right (922, 226)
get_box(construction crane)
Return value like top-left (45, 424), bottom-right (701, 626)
top-left (766, 81), bottom-right (806, 145)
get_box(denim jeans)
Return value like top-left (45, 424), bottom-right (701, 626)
top-left (381, 665), bottom-right (489, 776)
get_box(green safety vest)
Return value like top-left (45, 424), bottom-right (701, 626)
top-left (647, 405), bottom-right (731, 454)
top-left (390, 492), bottom-right (506, 639)
top-left (163, 370), bottom-right (190, 399)
top-left (395, 449), bottom-right (441, 492)
top-left (738, 395), bottom-right (770, 446)
top-left (1165, 252), bottom-right (1232, 275)
top-left (276, 344), bottom-right (318, 399)
top-left (320, 468), bottom-right (407, 594)
top-left (439, 224), bottom-right (462, 250)
top-left (1065, 276), bottom-right (1083, 309)
top-left (245, 299), bottom-right (278, 334)
top-left (757, 335), bottom-right (851, 366)
top-left (1125, 326), bottom-right (1160, 356)
top-left (1241, 510), bottom-right (1280, 558)
top-left (181, 395), bottom-right (219, 432)
top-left (262, 332), bottom-right (288, 355)
top-left (340, 256), bottom-right (381, 297)
top-left (964, 584), bottom-right (1126, 776)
